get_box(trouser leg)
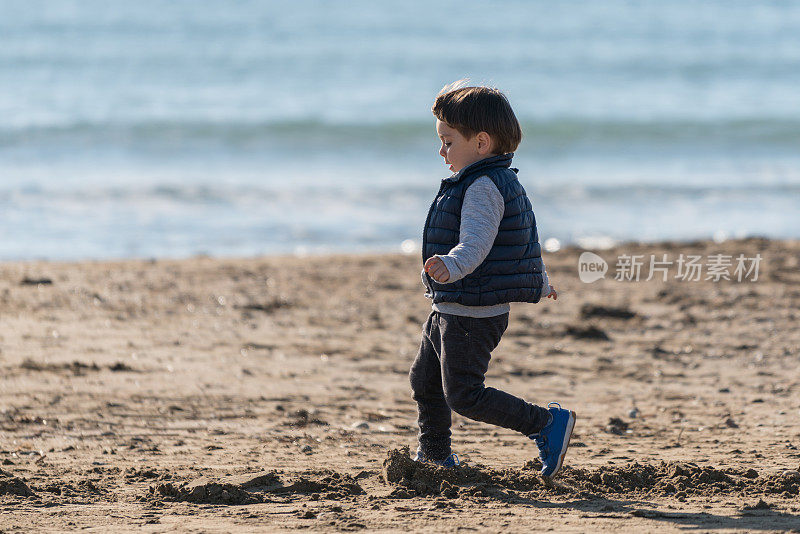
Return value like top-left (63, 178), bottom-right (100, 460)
top-left (439, 313), bottom-right (551, 436)
top-left (408, 311), bottom-right (451, 461)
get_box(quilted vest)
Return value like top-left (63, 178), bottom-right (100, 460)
top-left (422, 153), bottom-right (545, 306)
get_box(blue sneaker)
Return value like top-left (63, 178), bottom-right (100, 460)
top-left (529, 402), bottom-right (576, 478)
top-left (413, 450), bottom-right (460, 468)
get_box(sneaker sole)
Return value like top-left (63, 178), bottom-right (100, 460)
top-left (544, 410), bottom-right (576, 479)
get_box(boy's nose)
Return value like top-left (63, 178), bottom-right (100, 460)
top-left (439, 147), bottom-right (446, 158)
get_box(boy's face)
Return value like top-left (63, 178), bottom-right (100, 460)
top-left (436, 119), bottom-right (490, 174)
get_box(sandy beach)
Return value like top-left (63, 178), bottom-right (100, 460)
top-left (1, 237), bottom-right (799, 532)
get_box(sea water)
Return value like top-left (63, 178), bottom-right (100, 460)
top-left (1, 0), bottom-right (799, 259)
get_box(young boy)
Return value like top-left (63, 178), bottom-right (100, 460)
top-left (410, 81), bottom-right (576, 479)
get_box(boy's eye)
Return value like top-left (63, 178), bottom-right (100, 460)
top-left (444, 142), bottom-right (451, 147)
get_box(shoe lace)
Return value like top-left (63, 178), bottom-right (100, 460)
top-left (533, 406), bottom-right (558, 460)
top-left (534, 435), bottom-right (549, 459)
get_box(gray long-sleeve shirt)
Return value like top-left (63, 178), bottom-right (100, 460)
top-left (423, 175), bottom-right (550, 318)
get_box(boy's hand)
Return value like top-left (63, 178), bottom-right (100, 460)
top-left (424, 256), bottom-right (450, 283)
top-left (546, 285), bottom-right (557, 300)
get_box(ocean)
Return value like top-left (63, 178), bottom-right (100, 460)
top-left (1, 0), bottom-right (799, 260)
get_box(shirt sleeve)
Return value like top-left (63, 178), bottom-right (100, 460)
top-left (435, 176), bottom-right (504, 284)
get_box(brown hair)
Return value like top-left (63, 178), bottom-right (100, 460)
top-left (432, 80), bottom-right (522, 154)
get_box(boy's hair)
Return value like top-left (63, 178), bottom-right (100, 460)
top-left (432, 80), bottom-right (522, 154)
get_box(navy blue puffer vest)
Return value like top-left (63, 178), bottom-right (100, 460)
top-left (422, 153), bottom-right (545, 306)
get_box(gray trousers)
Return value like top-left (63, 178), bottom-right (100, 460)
top-left (409, 311), bottom-right (551, 461)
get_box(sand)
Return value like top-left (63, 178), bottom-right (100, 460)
top-left (1, 237), bottom-right (799, 533)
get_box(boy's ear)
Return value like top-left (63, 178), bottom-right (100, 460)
top-left (475, 131), bottom-right (493, 154)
